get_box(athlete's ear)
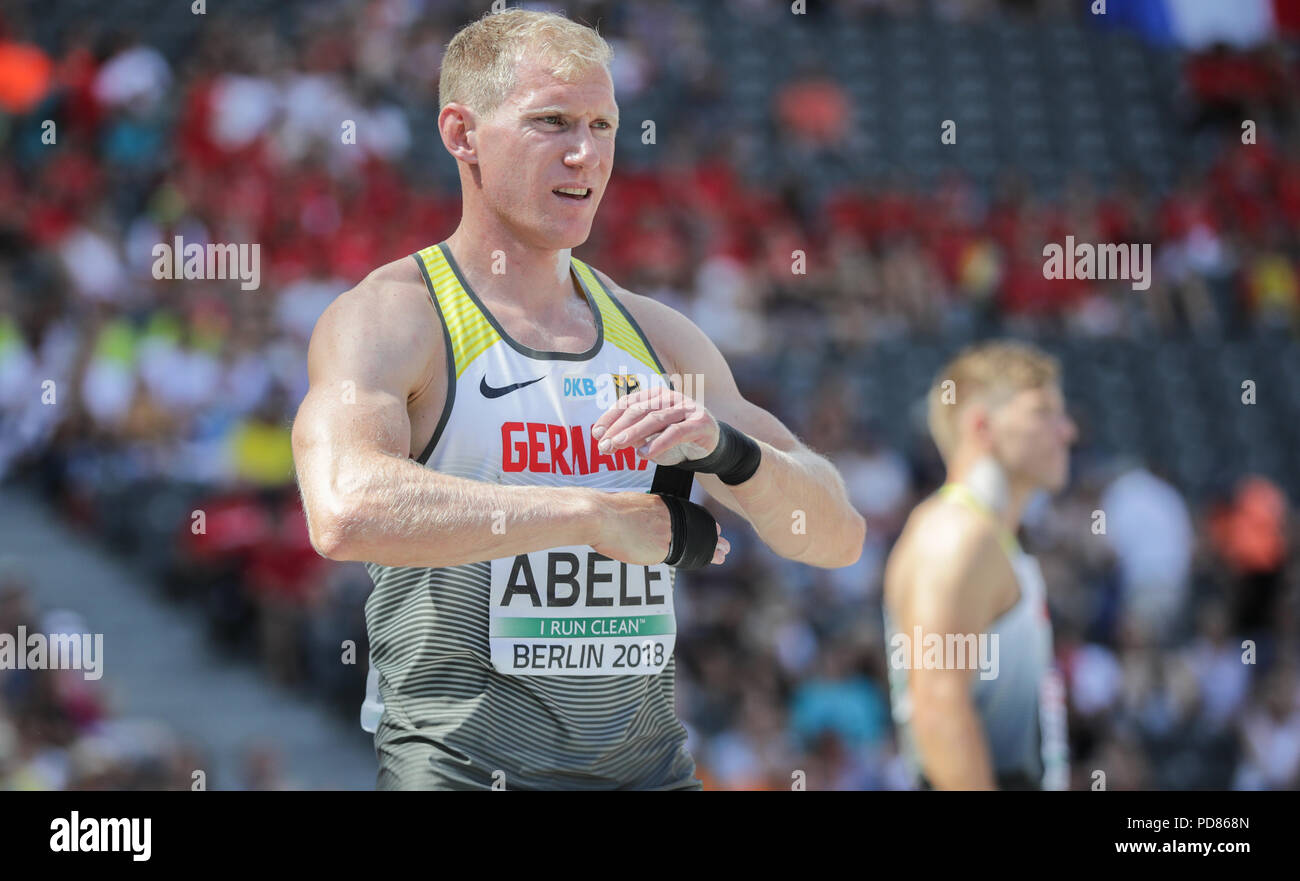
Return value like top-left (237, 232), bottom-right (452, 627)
top-left (439, 102), bottom-right (478, 165)
top-left (963, 401), bottom-right (994, 449)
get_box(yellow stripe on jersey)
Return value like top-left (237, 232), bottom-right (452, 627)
top-left (416, 245), bottom-right (664, 378)
top-left (570, 258), bottom-right (663, 375)
top-left (415, 245), bottom-right (501, 378)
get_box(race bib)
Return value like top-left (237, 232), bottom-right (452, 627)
top-left (489, 545), bottom-right (676, 676)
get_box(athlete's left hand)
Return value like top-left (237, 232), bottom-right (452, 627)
top-left (592, 387), bottom-right (719, 466)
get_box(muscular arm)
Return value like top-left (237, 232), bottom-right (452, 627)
top-left (291, 264), bottom-right (678, 569)
top-left (601, 274), bottom-right (866, 569)
top-left (887, 506), bottom-right (1014, 790)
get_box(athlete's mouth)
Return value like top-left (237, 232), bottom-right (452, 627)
top-left (553, 187), bottom-right (592, 201)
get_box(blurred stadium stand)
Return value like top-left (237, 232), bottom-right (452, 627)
top-left (1, 0), bottom-right (1299, 790)
top-left (0, 487), bottom-right (375, 789)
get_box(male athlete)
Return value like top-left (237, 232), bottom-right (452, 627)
top-left (291, 9), bottom-right (865, 790)
top-left (883, 341), bottom-right (1076, 790)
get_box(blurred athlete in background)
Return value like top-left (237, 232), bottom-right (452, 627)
top-left (883, 341), bottom-right (1076, 790)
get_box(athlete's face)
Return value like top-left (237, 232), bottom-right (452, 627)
top-left (987, 384), bottom-right (1077, 492)
top-left (474, 59), bottom-right (617, 250)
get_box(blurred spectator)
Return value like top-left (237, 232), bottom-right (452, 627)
top-left (1234, 670), bottom-right (1300, 790)
top-left (1209, 476), bottom-right (1290, 636)
top-left (0, 38), bottom-right (52, 114)
top-left (1101, 466), bottom-right (1196, 643)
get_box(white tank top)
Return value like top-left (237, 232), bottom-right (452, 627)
top-left (884, 483), bottom-right (1069, 789)
top-left (358, 243), bottom-right (700, 789)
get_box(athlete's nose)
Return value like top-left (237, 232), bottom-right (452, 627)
top-left (564, 127), bottom-right (599, 170)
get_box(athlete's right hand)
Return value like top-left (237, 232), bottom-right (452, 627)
top-left (590, 491), bottom-right (729, 567)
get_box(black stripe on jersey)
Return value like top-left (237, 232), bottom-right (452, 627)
top-left (412, 252), bottom-right (458, 465)
top-left (586, 265), bottom-right (670, 376)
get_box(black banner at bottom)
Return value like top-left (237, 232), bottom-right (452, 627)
top-left (2, 790), bottom-right (1283, 866)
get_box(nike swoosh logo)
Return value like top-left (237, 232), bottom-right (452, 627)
top-left (480, 374), bottom-right (546, 398)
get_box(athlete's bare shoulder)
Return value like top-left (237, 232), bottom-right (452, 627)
top-left (334, 254), bottom-right (431, 326)
top-left (885, 493), bottom-right (1014, 624)
top-left (363, 252), bottom-right (428, 288)
top-left (908, 494), bottom-right (1002, 555)
top-left (306, 253), bottom-right (440, 400)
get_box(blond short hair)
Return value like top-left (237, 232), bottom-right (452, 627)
top-left (926, 340), bottom-right (1061, 462)
top-left (439, 8), bottom-right (614, 118)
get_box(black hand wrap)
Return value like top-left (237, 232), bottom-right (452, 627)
top-left (671, 421), bottom-right (761, 486)
top-left (654, 492), bottom-right (719, 570)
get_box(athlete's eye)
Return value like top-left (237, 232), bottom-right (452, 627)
top-left (541, 115), bottom-right (564, 126)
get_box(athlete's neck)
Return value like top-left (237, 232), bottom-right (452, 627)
top-left (946, 454), bottom-right (1035, 535)
top-left (443, 227), bottom-right (582, 316)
